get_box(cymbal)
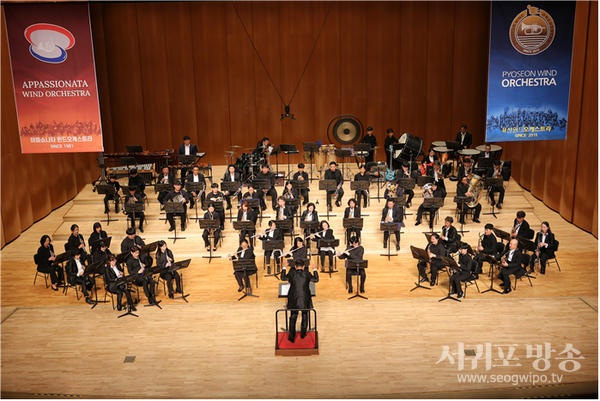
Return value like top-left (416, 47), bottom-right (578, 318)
top-left (372, 146), bottom-right (381, 150)
top-left (231, 145), bottom-right (242, 148)
top-left (225, 151), bottom-right (236, 154)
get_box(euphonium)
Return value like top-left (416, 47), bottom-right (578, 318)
top-left (423, 183), bottom-right (433, 199)
top-left (465, 174), bottom-right (484, 208)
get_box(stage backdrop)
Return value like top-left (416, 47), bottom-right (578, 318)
top-left (485, 2), bottom-right (576, 142)
top-left (4, 2), bottom-right (103, 154)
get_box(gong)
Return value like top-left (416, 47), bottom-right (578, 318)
top-left (329, 116), bottom-right (362, 145)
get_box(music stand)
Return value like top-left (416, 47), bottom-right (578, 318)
top-left (221, 181), bottom-right (241, 221)
top-left (481, 254), bottom-right (503, 295)
top-left (493, 227), bottom-right (512, 244)
top-left (275, 219), bottom-right (294, 246)
top-left (516, 237), bottom-right (537, 254)
top-left (478, 157), bottom-right (495, 169)
top-left (354, 143), bottom-right (370, 165)
top-left (96, 184), bottom-right (119, 225)
top-left (279, 144), bottom-right (298, 179)
top-left (115, 274), bottom-right (138, 318)
top-left (439, 255), bottom-right (461, 302)
top-left (140, 241), bottom-right (160, 255)
top-left (126, 145), bottom-right (143, 154)
top-left (380, 222), bottom-right (400, 260)
top-left (199, 219), bottom-right (220, 262)
top-left (263, 240), bottom-right (285, 278)
top-left (320, 238), bottom-right (339, 276)
top-left (291, 180), bottom-right (309, 206)
top-left (234, 220), bottom-right (256, 246)
top-left (422, 198), bottom-right (444, 232)
top-left (185, 182), bottom-right (204, 222)
top-left (119, 156), bottom-right (137, 168)
top-left (116, 251), bottom-right (130, 266)
top-left (156, 183), bottom-right (174, 218)
top-left (409, 246), bottom-right (431, 291)
top-left (445, 140), bottom-right (462, 178)
top-left (370, 165), bottom-right (387, 201)
top-left (416, 176), bottom-right (434, 188)
top-left (233, 260), bottom-right (259, 301)
top-left (170, 259), bottom-right (191, 302)
top-left (302, 142), bottom-right (320, 181)
top-left (178, 155), bottom-right (196, 166)
top-left (334, 149), bottom-right (353, 179)
top-left (453, 196), bottom-right (471, 235)
top-left (483, 177), bottom-right (504, 218)
top-left (318, 179), bottom-right (338, 218)
top-left (91, 236), bottom-right (112, 255)
top-left (351, 181), bottom-right (371, 211)
top-left (83, 260), bottom-right (103, 308)
top-left (269, 145), bottom-right (282, 176)
top-left (252, 179), bottom-right (270, 215)
top-left (142, 266), bottom-right (163, 308)
top-left (343, 218), bottom-right (363, 245)
top-left (124, 203), bottom-right (144, 234)
top-left (284, 198), bottom-right (300, 223)
top-left (346, 259), bottom-right (368, 300)
top-left (164, 202), bottom-right (186, 243)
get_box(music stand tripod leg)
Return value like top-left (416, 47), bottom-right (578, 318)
top-left (348, 268), bottom-right (367, 300)
top-left (410, 261), bottom-right (431, 291)
top-left (173, 273), bottom-right (190, 303)
top-left (118, 303), bottom-right (139, 318)
top-left (438, 270), bottom-right (461, 302)
top-left (238, 269), bottom-right (259, 301)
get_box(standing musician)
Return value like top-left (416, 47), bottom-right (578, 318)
top-left (221, 164), bottom-right (242, 210)
top-left (242, 184), bottom-right (262, 218)
top-left (415, 183), bottom-right (445, 227)
top-left (496, 239), bottom-right (523, 294)
top-left (292, 163), bottom-right (310, 205)
top-left (344, 198), bottom-right (362, 243)
top-left (301, 203), bottom-right (319, 246)
top-left (227, 239), bottom-right (256, 293)
top-left (512, 211), bottom-right (531, 240)
top-left (457, 157), bottom-right (474, 179)
top-left (237, 200), bottom-right (256, 246)
top-left (457, 175), bottom-right (482, 224)
top-left (253, 137), bottom-right (272, 155)
top-left (67, 224), bottom-right (90, 263)
top-left (528, 221), bottom-right (555, 275)
top-left (486, 159), bottom-right (505, 210)
top-left (398, 162), bottom-right (418, 207)
top-left (255, 164), bottom-right (278, 211)
top-left (361, 126), bottom-right (377, 165)
top-left (128, 168), bottom-right (145, 197)
top-left (126, 245), bottom-right (158, 305)
top-left (36, 235), bottom-right (64, 291)
top-left (381, 198), bottom-right (403, 251)
top-left (103, 174), bottom-right (121, 214)
top-left (186, 165), bottom-right (207, 209)
top-left (257, 220), bottom-right (283, 274)
top-left (283, 237), bottom-right (309, 265)
top-left (164, 180), bottom-right (191, 232)
top-left (449, 243), bottom-right (474, 299)
top-left (88, 222), bottom-right (107, 248)
top-left (440, 216), bottom-right (459, 254)
top-left (157, 165), bottom-right (175, 205)
top-left (104, 254), bottom-right (136, 311)
top-left (66, 249), bottom-right (96, 305)
top-left (178, 135), bottom-right (199, 185)
top-left (473, 223), bottom-right (498, 278)
top-left (92, 241), bottom-right (112, 276)
top-left (311, 220), bottom-right (336, 273)
top-left (455, 124), bottom-right (472, 149)
top-left (120, 227), bottom-right (145, 254)
top-left (124, 185), bottom-right (145, 233)
top-left (281, 182), bottom-right (299, 215)
top-left (156, 240), bottom-right (182, 299)
top-left (281, 259), bottom-right (319, 343)
top-left (384, 128), bottom-right (398, 168)
top-left (324, 161), bottom-right (344, 211)
top-left (417, 233), bottom-right (447, 286)
top-left (202, 204), bottom-right (221, 252)
top-left (479, 143), bottom-right (495, 159)
top-left (337, 236), bottom-right (365, 294)
top-left (353, 164), bottom-right (370, 208)
top-left (205, 183), bottom-right (226, 229)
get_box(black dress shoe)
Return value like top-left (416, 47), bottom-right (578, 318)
top-left (497, 204), bottom-right (503, 210)
top-left (473, 218), bottom-right (481, 223)
top-left (383, 242), bottom-right (387, 248)
top-left (430, 280), bottom-right (435, 286)
top-left (238, 286), bottom-right (243, 292)
top-left (396, 244), bottom-right (400, 251)
top-left (360, 286), bottom-right (365, 293)
top-left (85, 297), bottom-right (95, 305)
top-left (267, 266), bottom-right (271, 274)
top-left (499, 282), bottom-right (505, 287)
top-left (415, 221), bottom-right (421, 226)
top-left (419, 278), bottom-right (428, 283)
top-left (335, 200), bottom-right (341, 207)
top-left (181, 225), bottom-right (186, 232)
top-left (288, 335), bottom-right (295, 343)
top-left (490, 201), bottom-right (496, 207)
top-left (457, 293), bottom-right (464, 299)
top-left (363, 204), bottom-right (367, 208)
top-left (300, 332), bottom-right (307, 339)
top-left (459, 219), bottom-right (466, 225)
top-left (139, 227), bottom-right (144, 233)
top-left (169, 226), bottom-right (175, 232)
top-left (328, 205), bottom-right (332, 212)
top-left (348, 287), bottom-right (353, 294)
top-left (131, 305), bottom-right (137, 312)
top-left (169, 293), bottom-right (174, 299)
top-left (176, 289), bottom-right (182, 294)
top-left (502, 288), bottom-right (511, 294)
top-left (104, 209), bottom-right (109, 214)
top-left (117, 304), bottom-right (122, 311)
top-left (226, 205), bottom-right (232, 210)
top-left (526, 269), bottom-right (534, 274)
top-left (473, 274), bottom-right (479, 280)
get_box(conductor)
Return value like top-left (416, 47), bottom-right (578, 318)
top-left (281, 260), bottom-right (319, 343)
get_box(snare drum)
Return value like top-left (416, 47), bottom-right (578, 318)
top-left (458, 149), bottom-right (480, 165)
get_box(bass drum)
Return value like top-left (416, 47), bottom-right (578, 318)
top-left (396, 133), bottom-right (423, 161)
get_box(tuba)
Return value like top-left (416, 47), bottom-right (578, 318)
top-left (465, 174), bottom-right (484, 208)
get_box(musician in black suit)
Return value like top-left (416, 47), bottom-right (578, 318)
top-left (415, 183), bottom-right (445, 228)
top-left (381, 198), bottom-right (402, 250)
top-left (512, 211), bottom-right (531, 240)
top-left (449, 243), bottom-right (474, 299)
top-left (455, 124), bottom-right (472, 149)
top-left (300, 203), bottom-right (319, 246)
top-left (178, 135), bottom-right (199, 184)
top-left (242, 184), bottom-right (262, 218)
top-left (281, 259), bottom-right (319, 343)
top-left (221, 164), bottom-right (242, 210)
top-left (457, 157), bottom-right (474, 179)
top-left (103, 174), bottom-right (121, 214)
top-left (205, 183), bottom-right (226, 228)
top-left (479, 144), bottom-right (495, 160)
top-left (281, 182), bottom-right (299, 215)
top-left (275, 196), bottom-right (294, 239)
top-left (36, 235), bottom-right (64, 291)
top-left (67, 224), bottom-right (90, 262)
top-left (88, 222), bottom-right (107, 248)
top-left (353, 164), bottom-right (371, 208)
top-left (92, 241), bottom-right (112, 276)
top-left (496, 239), bottom-right (523, 294)
top-left (431, 161), bottom-right (446, 194)
top-left (457, 175), bottom-right (481, 224)
top-left (399, 162), bottom-right (418, 207)
top-left (528, 222), bottom-right (555, 275)
top-left (324, 161), bottom-right (344, 211)
top-left (343, 198), bottom-right (362, 243)
top-left (228, 239), bottom-right (256, 293)
top-left (253, 137), bottom-right (272, 155)
top-left (156, 240), bottom-right (181, 298)
top-left (292, 163), bottom-right (310, 205)
top-left (337, 236), bottom-right (365, 293)
top-left (104, 254), bottom-right (135, 311)
top-left (486, 159), bottom-right (505, 209)
top-left (202, 204), bottom-right (221, 252)
top-left (120, 227), bottom-right (145, 254)
top-left (164, 180), bottom-right (190, 232)
top-left (258, 220), bottom-right (284, 274)
top-left (361, 126), bottom-right (377, 165)
top-left (473, 223), bottom-right (498, 278)
top-left (124, 186), bottom-right (145, 233)
top-left (128, 168), bottom-right (145, 197)
top-left (66, 249), bottom-right (95, 305)
top-left (384, 128), bottom-right (398, 168)
top-left (311, 220), bottom-right (336, 273)
top-left (440, 216), bottom-right (459, 254)
top-left (126, 245), bottom-right (157, 305)
top-left (186, 165), bottom-right (207, 209)
top-left (237, 200), bottom-right (256, 246)
top-left (157, 165), bottom-right (175, 204)
top-left (417, 233), bottom-right (447, 285)
top-left (255, 164), bottom-right (278, 211)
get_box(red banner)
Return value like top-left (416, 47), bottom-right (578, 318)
top-left (4, 3), bottom-right (103, 154)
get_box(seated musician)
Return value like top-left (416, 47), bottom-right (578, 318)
top-left (344, 198), bottom-right (362, 243)
top-left (36, 235), bottom-right (64, 291)
top-left (164, 180), bottom-right (190, 232)
top-left (120, 227), bottom-right (145, 254)
top-left (124, 186), bottom-right (145, 233)
top-left (417, 233), bottom-right (447, 286)
top-left (512, 211), bottom-right (531, 240)
top-left (486, 159), bottom-right (505, 210)
top-left (283, 237), bottom-right (309, 263)
top-left (257, 220), bottom-right (284, 274)
top-left (381, 198), bottom-right (402, 251)
top-left (104, 254), bottom-right (136, 311)
top-left (253, 136), bottom-right (272, 155)
top-left (227, 239), bottom-right (256, 294)
top-left (496, 239), bottom-right (523, 294)
top-left (126, 245), bottom-right (158, 305)
top-left (415, 183), bottom-right (445, 227)
top-left (440, 216), bottom-right (459, 254)
top-left (384, 180), bottom-right (404, 201)
top-left (255, 164), bottom-right (278, 211)
top-left (237, 200), bottom-right (256, 246)
top-left (301, 203), bottom-right (319, 247)
top-left (311, 220), bottom-right (335, 273)
top-left (104, 174), bottom-right (121, 214)
top-left (205, 183), bottom-right (226, 229)
top-left (281, 259), bottom-right (319, 343)
top-left (361, 126), bottom-right (377, 165)
top-left (128, 168), bottom-right (145, 197)
top-left (156, 240), bottom-right (182, 298)
top-left (479, 143), bottom-right (495, 159)
top-left (202, 204), bottom-right (221, 252)
top-left (456, 175), bottom-right (481, 224)
top-left (457, 157), bottom-right (473, 180)
top-left (528, 221), bottom-right (555, 275)
top-left (88, 222), bottom-right (107, 249)
top-left (186, 165), bottom-right (207, 209)
top-left (281, 182), bottom-right (299, 215)
top-left (157, 165), bottom-right (175, 205)
top-left (92, 241), bottom-right (112, 276)
top-left (354, 164), bottom-right (370, 208)
top-left (473, 223), bottom-right (498, 278)
top-left (221, 164), bottom-right (242, 210)
top-left (66, 249), bottom-right (96, 305)
top-left (67, 224), bottom-right (90, 262)
top-left (292, 163), bottom-right (310, 205)
top-left (398, 162), bottom-right (418, 207)
top-left (242, 184), bottom-right (262, 218)
top-left (449, 243), bottom-right (474, 299)
top-left (431, 161), bottom-right (446, 193)
top-left (324, 161), bottom-right (344, 211)
top-left (420, 148), bottom-right (438, 175)
top-left (178, 135), bottom-right (199, 184)
top-left (337, 236), bottom-right (365, 294)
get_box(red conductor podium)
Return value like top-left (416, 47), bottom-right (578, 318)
top-left (275, 307), bottom-right (319, 357)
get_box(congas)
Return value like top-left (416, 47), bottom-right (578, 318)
top-left (433, 146), bottom-right (452, 164)
top-left (396, 133), bottom-right (423, 161)
top-left (315, 148), bottom-right (328, 171)
top-left (475, 144), bottom-right (503, 160)
top-left (458, 149), bottom-right (480, 165)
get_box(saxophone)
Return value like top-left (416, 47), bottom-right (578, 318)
top-left (333, 182), bottom-right (342, 202)
top-left (474, 232), bottom-right (483, 255)
top-left (283, 190), bottom-right (294, 199)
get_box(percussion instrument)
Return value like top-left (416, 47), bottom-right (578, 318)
top-left (103, 149), bottom-right (176, 174)
top-left (475, 144), bottom-right (503, 160)
top-left (433, 147), bottom-right (452, 164)
top-left (393, 133), bottom-right (423, 162)
top-left (106, 163), bottom-right (154, 174)
top-left (315, 145), bottom-right (337, 171)
top-left (458, 149), bottom-right (480, 165)
top-left (431, 141), bottom-right (446, 148)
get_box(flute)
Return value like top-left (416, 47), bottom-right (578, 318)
top-left (335, 247), bottom-right (353, 257)
top-left (251, 229), bottom-right (272, 239)
top-left (224, 248), bottom-right (246, 259)
top-left (281, 246), bottom-right (306, 258)
top-left (305, 229), bottom-right (327, 240)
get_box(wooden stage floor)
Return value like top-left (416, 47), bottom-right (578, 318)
top-left (1, 164), bottom-right (598, 398)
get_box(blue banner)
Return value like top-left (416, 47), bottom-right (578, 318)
top-left (485, 2), bottom-right (576, 142)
